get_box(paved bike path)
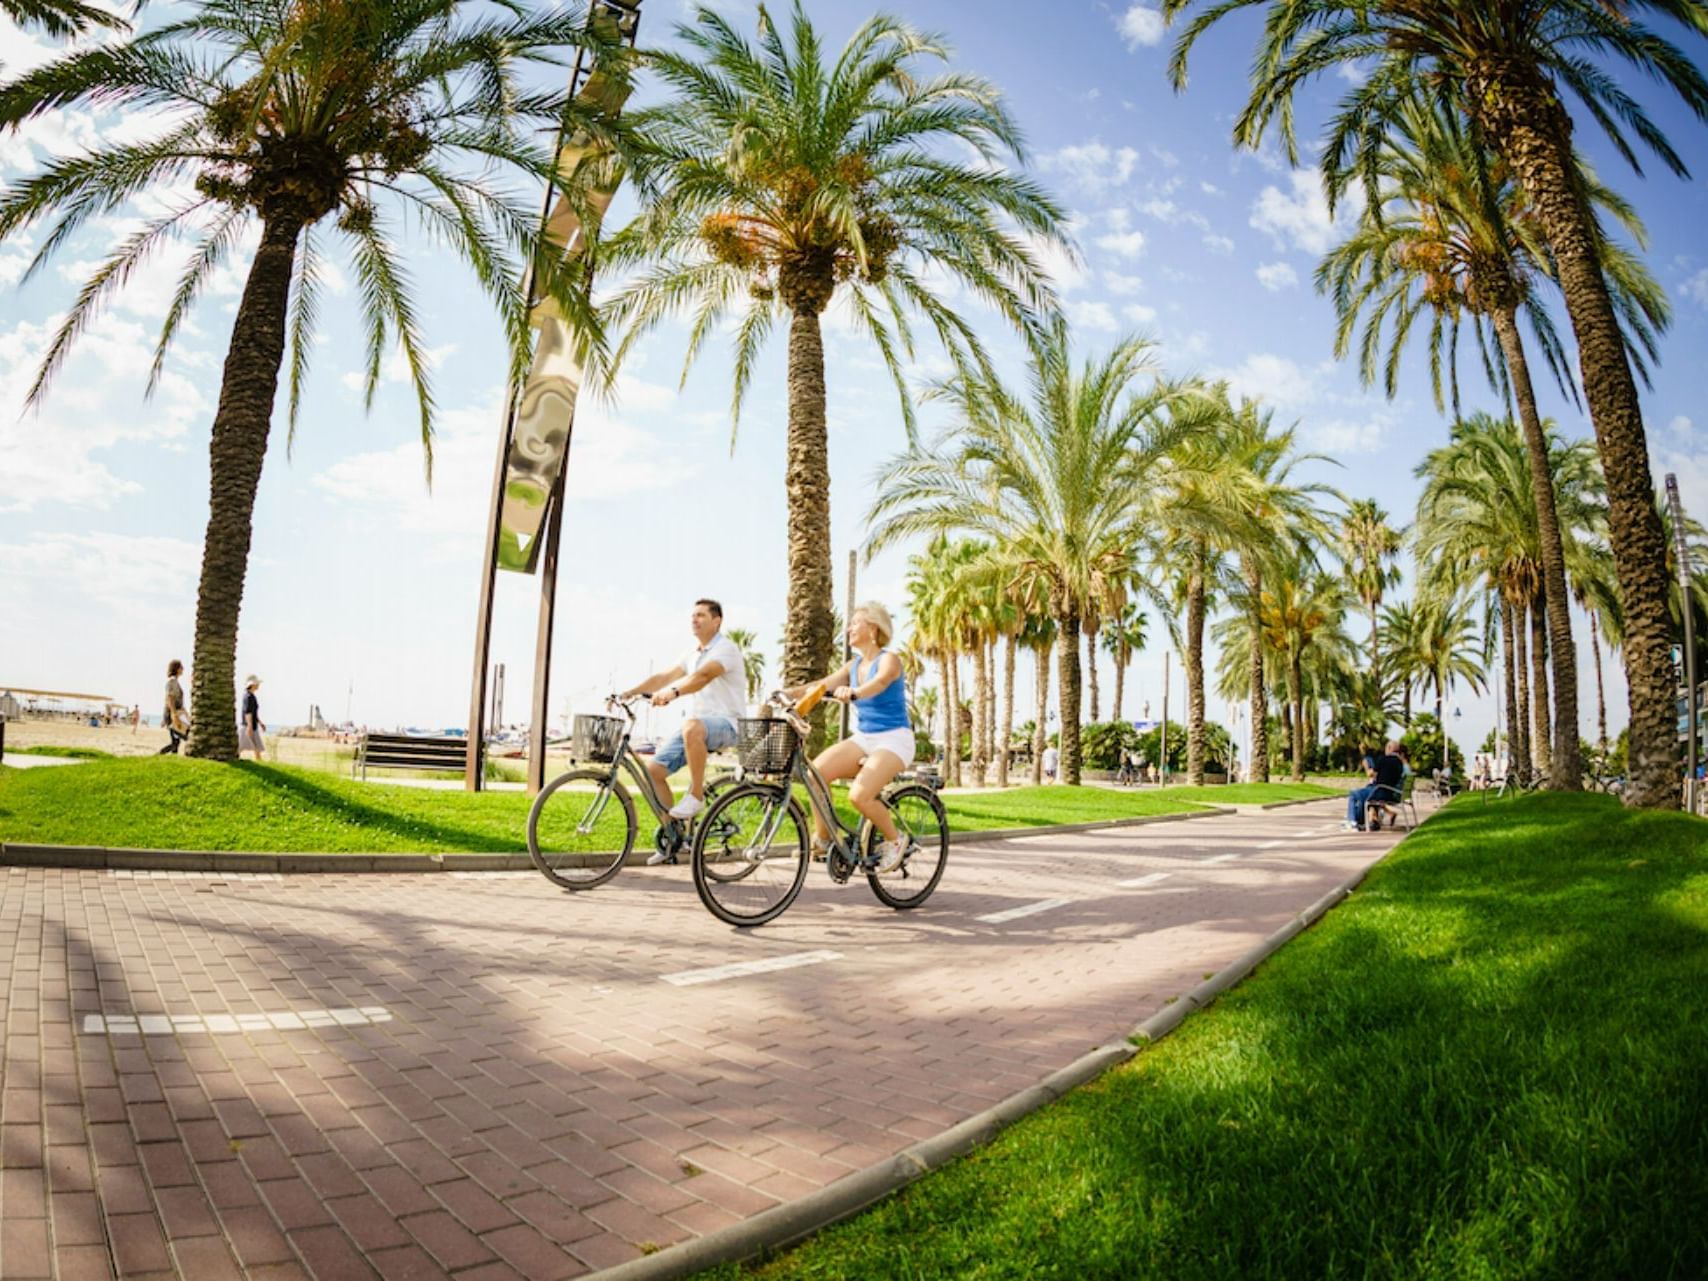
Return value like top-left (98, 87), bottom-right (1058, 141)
top-left (0, 798), bottom-right (1409, 1280)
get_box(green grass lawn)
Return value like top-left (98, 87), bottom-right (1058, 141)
top-left (706, 793), bottom-right (1708, 1280)
top-left (0, 758), bottom-right (1311, 852)
top-left (5, 744), bottom-right (114, 759)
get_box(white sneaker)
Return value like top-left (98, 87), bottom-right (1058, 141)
top-left (874, 839), bottom-right (906, 874)
top-left (668, 794), bottom-right (704, 820)
top-left (1340, 821), bottom-right (1361, 832)
top-left (646, 849), bottom-right (675, 866)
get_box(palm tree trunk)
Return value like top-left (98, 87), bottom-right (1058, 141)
top-left (1287, 653), bottom-right (1304, 782)
top-left (1494, 307), bottom-right (1582, 788)
top-left (970, 639), bottom-right (988, 787)
top-left (1112, 645), bottom-right (1126, 724)
top-left (1186, 552), bottom-right (1207, 785)
top-left (985, 637), bottom-right (997, 777)
top-left (1058, 612), bottom-right (1083, 785)
top-left (1529, 593), bottom-right (1553, 777)
top-left (943, 650), bottom-right (962, 788)
top-left (1502, 600), bottom-right (1527, 780)
top-left (1369, 600), bottom-right (1381, 695)
top-left (1085, 624), bottom-right (1100, 722)
top-left (937, 651), bottom-right (956, 783)
top-left (1245, 564), bottom-right (1268, 784)
top-left (1472, 75), bottom-right (1675, 807)
top-left (999, 631), bottom-right (1016, 788)
top-left (782, 304), bottom-right (836, 756)
top-left (1513, 598), bottom-right (1533, 777)
top-left (187, 215), bottom-right (304, 761)
top-left (1591, 612), bottom-right (1608, 757)
top-left (1032, 639), bottom-right (1051, 786)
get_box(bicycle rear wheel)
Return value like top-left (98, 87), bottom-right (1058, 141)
top-left (528, 769), bottom-right (637, 890)
top-left (691, 782), bottom-right (809, 927)
top-left (866, 783), bottom-right (949, 909)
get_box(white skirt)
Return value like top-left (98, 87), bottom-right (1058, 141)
top-left (239, 726), bottom-right (266, 755)
top-left (852, 726), bottom-right (915, 766)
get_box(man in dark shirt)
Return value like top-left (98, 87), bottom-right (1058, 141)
top-left (1346, 739), bottom-right (1405, 831)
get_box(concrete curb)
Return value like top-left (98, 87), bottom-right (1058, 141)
top-left (0, 806), bottom-right (1232, 874)
top-left (1258, 795), bottom-right (1344, 811)
top-left (584, 839), bottom-right (1405, 1281)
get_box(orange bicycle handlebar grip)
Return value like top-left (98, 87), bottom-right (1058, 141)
top-left (793, 681), bottom-right (827, 718)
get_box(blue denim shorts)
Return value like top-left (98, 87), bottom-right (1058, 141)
top-left (652, 716), bottom-right (739, 773)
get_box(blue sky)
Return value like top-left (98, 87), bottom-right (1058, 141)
top-left (3, 0), bottom-right (1707, 755)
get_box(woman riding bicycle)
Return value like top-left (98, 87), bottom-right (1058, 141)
top-left (780, 601), bottom-right (914, 873)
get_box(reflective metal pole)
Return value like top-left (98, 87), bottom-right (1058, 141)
top-left (1666, 474), bottom-right (1696, 813)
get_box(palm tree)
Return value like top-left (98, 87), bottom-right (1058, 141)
top-left (1337, 499), bottom-right (1403, 695)
top-left (3, 0), bottom-right (126, 37)
top-left (869, 319), bottom-right (1182, 784)
top-left (1256, 563), bottom-right (1351, 781)
top-left (0, 0), bottom-right (623, 759)
top-left (1103, 604), bottom-right (1148, 724)
top-left (603, 4), bottom-right (1065, 751)
top-left (1412, 591), bottom-right (1489, 730)
top-left (1162, 0), bottom-right (1708, 808)
top-left (1317, 95), bottom-right (1666, 789)
top-left (724, 628), bottom-right (767, 703)
top-left (1379, 600), bottom-right (1431, 726)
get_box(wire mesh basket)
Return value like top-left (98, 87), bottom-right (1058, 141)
top-left (737, 717), bottom-right (798, 776)
top-left (571, 714), bottom-right (626, 763)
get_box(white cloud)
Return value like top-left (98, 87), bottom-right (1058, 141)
top-left (1031, 222), bottom-right (1087, 294)
top-left (1202, 233), bottom-right (1235, 256)
top-left (1670, 415), bottom-right (1694, 438)
top-left (340, 341), bottom-right (458, 393)
top-left (1303, 416), bottom-right (1390, 454)
top-left (1103, 270), bottom-right (1145, 296)
top-left (0, 314), bottom-right (208, 513)
top-left (1116, 4), bottom-right (1164, 49)
top-left (1067, 300), bottom-right (1118, 333)
top-left (1094, 229), bottom-right (1147, 260)
top-left (1249, 170), bottom-right (1362, 256)
top-left (1256, 262), bottom-right (1299, 291)
top-left (1211, 352), bottom-right (1323, 410)
top-left (1122, 303), bottom-right (1159, 326)
top-left (1039, 141), bottom-right (1138, 195)
top-left (0, 531), bottom-right (199, 617)
top-left (1683, 269), bottom-right (1708, 308)
top-left (1200, 181), bottom-right (1223, 196)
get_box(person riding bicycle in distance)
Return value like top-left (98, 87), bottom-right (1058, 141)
top-left (618, 598), bottom-right (746, 844)
top-left (780, 601), bottom-right (915, 874)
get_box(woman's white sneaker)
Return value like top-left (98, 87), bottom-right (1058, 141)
top-left (668, 794), bottom-right (704, 820)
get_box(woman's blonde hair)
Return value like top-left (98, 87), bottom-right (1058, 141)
top-left (854, 601), bottom-right (894, 647)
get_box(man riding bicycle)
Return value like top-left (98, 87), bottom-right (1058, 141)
top-left (618, 598), bottom-right (746, 862)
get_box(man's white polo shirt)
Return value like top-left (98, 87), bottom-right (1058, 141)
top-left (679, 632), bottom-right (746, 721)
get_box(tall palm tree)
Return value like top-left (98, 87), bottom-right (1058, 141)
top-left (0, 0), bottom-right (622, 759)
top-left (1255, 563), bottom-right (1351, 781)
top-left (868, 320), bottom-right (1182, 784)
top-left (3, 0), bottom-right (126, 37)
top-left (1018, 597), bottom-right (1057, 786)
top-left (1162, 0), bottom-right (1708, 808)
top-left (905, 537), bottom-right (965, 785)
top-left (603, 4), bottom-right (1065, 751)
top-left (1337, 499), bottom-right (1403, 695)
top-left (1412, 590), bottom-right (1489, 730)
top-left (1317, 94), bottom-right (1666, 789)
top-left (1378, 599), bottom-right (1431, 726)
top-left (1103, 604), bottom-right (1148, 724)
top-left (724, 628), bottom-right (767, 703)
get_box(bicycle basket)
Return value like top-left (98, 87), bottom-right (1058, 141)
top-left (571, 714), bottom-right (626, 763)
top-left (737, 717), bottom-right (798, 775)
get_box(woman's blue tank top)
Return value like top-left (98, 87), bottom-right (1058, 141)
top-left (853, 651), bottom-right (909, 733)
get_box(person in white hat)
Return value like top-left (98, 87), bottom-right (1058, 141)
top-left (239, 675), bottom-right (268, 761)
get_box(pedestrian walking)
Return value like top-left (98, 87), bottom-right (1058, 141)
top-left (239, 675), bottom-right (268, 761)
top-left (1042, 743), bottom-right (1059, 783)
top-left (157, 660), bottom-right (189, 754)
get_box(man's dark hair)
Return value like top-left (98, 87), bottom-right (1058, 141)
top-left (695, 598), bottom-right (723, 620)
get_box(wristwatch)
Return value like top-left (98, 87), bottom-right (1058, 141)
top-left (668, 686), bottom-right (680, 698)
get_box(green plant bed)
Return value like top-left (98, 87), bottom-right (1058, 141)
top-left (6, 745), bottom-right (114, 759)
top-left (938, 786), bottom-right (1213, 831)
top-left (1150, 781), bottom-right (1338, 805)
top-left (708, 794), bottom-right (1708, 1279)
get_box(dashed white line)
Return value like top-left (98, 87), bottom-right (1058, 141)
top-left (1116, 872), bottom-right (1173, 888)
top-left (1203, 853), bottom-right (1241, 865)
top-left (1257, 839), bottom-right (1286, 849)
top-left (449, 871), bottom-right (537, 879)
top-left (83, 1006), bottom-right (392, 1036)
top-left (661, 950), bottom-right (843, 987)
top-left (977, 897), bottom-right (1075, 924)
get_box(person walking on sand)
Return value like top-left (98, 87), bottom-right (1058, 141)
top-left (617, 599), bottom-right (747, 862)
top-left (780, 602), bottom-right (917, 873)
top-left (157, 660), bottom-right (189, 754)
top-left (239, 675), bottom-right (268, 761)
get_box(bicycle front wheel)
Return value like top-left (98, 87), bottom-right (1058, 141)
top-left (528, 768), bottom-right (637, 890)
top-left (866, 783), bottom-right (949, 909)
top-left (691, 782), bottom-right (809, 927)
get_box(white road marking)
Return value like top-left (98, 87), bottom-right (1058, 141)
top-left (83, 1006), bottom-right (392, 1036)
top-left (1257, 839), bottom-right (1286, 849)
top-left (977, 897), bottom-right (1075, 924)
top-left (1203, 853), bottom-right (1241, 865)
top-left (661, 950), bottom-right (843, 987)
top-left (1116, 872), bottom-right (1173, 888)
top-left (449, 871), bottom-right (537, 879)
top-left (109, 870), bottom-right (283, 881)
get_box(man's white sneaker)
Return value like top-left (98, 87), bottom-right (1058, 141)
top-left (668, 794), bottom-right (704, 820)
top-left (646, 849), bottom-right (676, 866)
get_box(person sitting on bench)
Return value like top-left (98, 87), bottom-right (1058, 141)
top-left (1346, 740), bottom-right (1405, 832)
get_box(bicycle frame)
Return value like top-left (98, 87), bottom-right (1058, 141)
top-left (755, 700), bottom-right (888, 870)
top-left (579, 699), bottom-right (717, 836)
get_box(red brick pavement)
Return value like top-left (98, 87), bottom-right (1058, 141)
top-left (0, 798), bottom-right (1412, 1278)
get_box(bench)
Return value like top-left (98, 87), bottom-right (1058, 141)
top-left (354, 732), bottom-right (469, 781)
top-left (1368, 772), bottom-right (1418, 830)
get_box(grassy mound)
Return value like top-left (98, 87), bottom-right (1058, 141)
top-left (711, 793), bottom-right (1708, 1280)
